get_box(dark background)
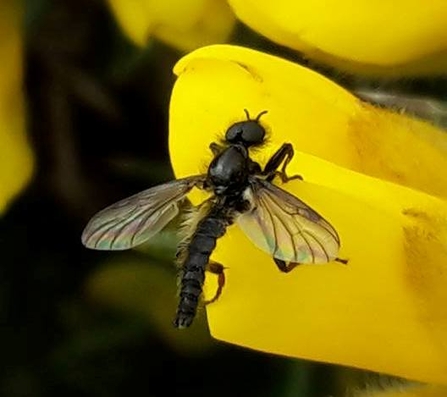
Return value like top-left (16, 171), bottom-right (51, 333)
top-left (3, 0), bottom-right (442, 396)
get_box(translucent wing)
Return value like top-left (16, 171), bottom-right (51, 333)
top-left (82, 176), bottom-right (205, 250)
top-left (237, 178), bottom-right (340, 264)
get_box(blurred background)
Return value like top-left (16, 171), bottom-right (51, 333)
top-left (2, 0), bottom-right (444, 396)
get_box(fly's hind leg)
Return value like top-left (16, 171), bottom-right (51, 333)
top-left (263, 143), bottom-right (303, 183)
top-left (275, 258), bottom-right (349, 272)
top-left (204, 261), bottom-right (226, 305)
top-left (276, 257), bottom-right (349, 270)
top-left (274, 258), bottom-right (302, 273)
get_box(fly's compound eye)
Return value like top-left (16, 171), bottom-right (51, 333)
top-left (225, 110), bottom-right (268, 147)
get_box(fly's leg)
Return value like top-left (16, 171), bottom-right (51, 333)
top-left (275, 258), bottom-right (348, 271)
top-left (263, 143), bottom-right (303, 183)
top-left (204, 261), bottom-right (226, 305)
top-left (274, 258), bottom-right (301, 273)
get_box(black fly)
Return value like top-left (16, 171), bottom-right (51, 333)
top-left (81, 110), bottom-right (345, 328)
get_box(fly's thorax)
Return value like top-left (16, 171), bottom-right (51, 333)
top-left (207, 145), bottom-right (250, 195)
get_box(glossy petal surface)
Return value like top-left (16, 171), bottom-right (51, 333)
top-left (169, 45), bottom-right (447, 383)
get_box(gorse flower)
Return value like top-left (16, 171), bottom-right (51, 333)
top-left (107, 0), bottom-right (235, 51)
top-left (169, 45), bottom-right (447, 384)
top-left (107, 0), bottom-right (447, 391)
top-left (228, 0), bottom-right (447, 76)
top-left (0, 1), bottom-right (33, 212)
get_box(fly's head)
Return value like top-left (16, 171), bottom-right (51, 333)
top-left (225, 109), bottom-right (268, 148)
top-left (207, 145), bottom-right (250, 196)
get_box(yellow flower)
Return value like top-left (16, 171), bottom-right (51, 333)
top-left (227, 0), bottom-right (447, 76)
top-left (357, 384), bottom-right (447, 397)
top-left (107, 0), bottom-right (235, 51)
top-left (0, 1), bottom-right (33, 212)
top-left (169, 45), bottom-right (447, 383)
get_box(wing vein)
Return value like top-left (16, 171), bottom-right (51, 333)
top-left (259, 193), bottom-right (280, 256)
top-left (238, 178), bottom-right (341, 263)
top-left (298, 230), bottom-right (315, 262)
top-left (93, 216), bottom-right (134, 249)
top-left (267, 195), bottom-right (298, 261)
top-left (304, 230), bottom-right (330, 262)
top-left (82, 176), bottom-right (205, 250)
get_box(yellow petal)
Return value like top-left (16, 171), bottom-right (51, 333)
top-left (171, 45), bottom-right (447, 200)
top-left (358, 385), bottom-right (447, 397)
top-left (107, 0), bottom-right (235, 51)
top-left (169, 45), bottom-right (447, 383)
top-left (0, 1), bottom-right (33, 212)
top-left (228, 0), bottom-right (447, 76)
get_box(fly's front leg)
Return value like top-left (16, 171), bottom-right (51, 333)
top-left (204, 261), bottom-right (226, 305)
top-left (263, 143), bottom-right (303, 183)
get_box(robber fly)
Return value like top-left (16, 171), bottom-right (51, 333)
top-left (82, 110), bottom-right (346, 328)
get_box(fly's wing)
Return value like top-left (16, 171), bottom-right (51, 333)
top-left (237, 178), bottom-right (340, 264)
top-left (81, 176), bottom-right (206, 250)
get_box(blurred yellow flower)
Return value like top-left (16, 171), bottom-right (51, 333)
top-left (0, 1), bottom-right (33, 212)
top-left (107, 0), bottom-right (235, 51)
top-left (228, 0), bottom-right (447, 76)
top-left (358, 384), bottom-right (447, 397)
top-left (169, 45), bottom-right (447, 383)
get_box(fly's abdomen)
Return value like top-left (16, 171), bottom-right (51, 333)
top-left (174, 212), bottom-right (228, 328)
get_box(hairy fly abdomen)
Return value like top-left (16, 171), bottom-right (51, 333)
top-left (174, 204), bottom-right (231, 328)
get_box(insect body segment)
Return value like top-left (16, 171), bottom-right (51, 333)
top-left (207, 145), bottom-right (250, 196)
top-left (81, 110), bottom-right (345, 329)
top-left (225, 109), bottom-right (268, 146)
top-left (175, 202), bottom-right (234, 328)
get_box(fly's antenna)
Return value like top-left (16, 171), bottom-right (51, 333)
top-left (243, 109), bottom-right (268, 122)
top-left (255, 110), bottom-right (268, 122)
